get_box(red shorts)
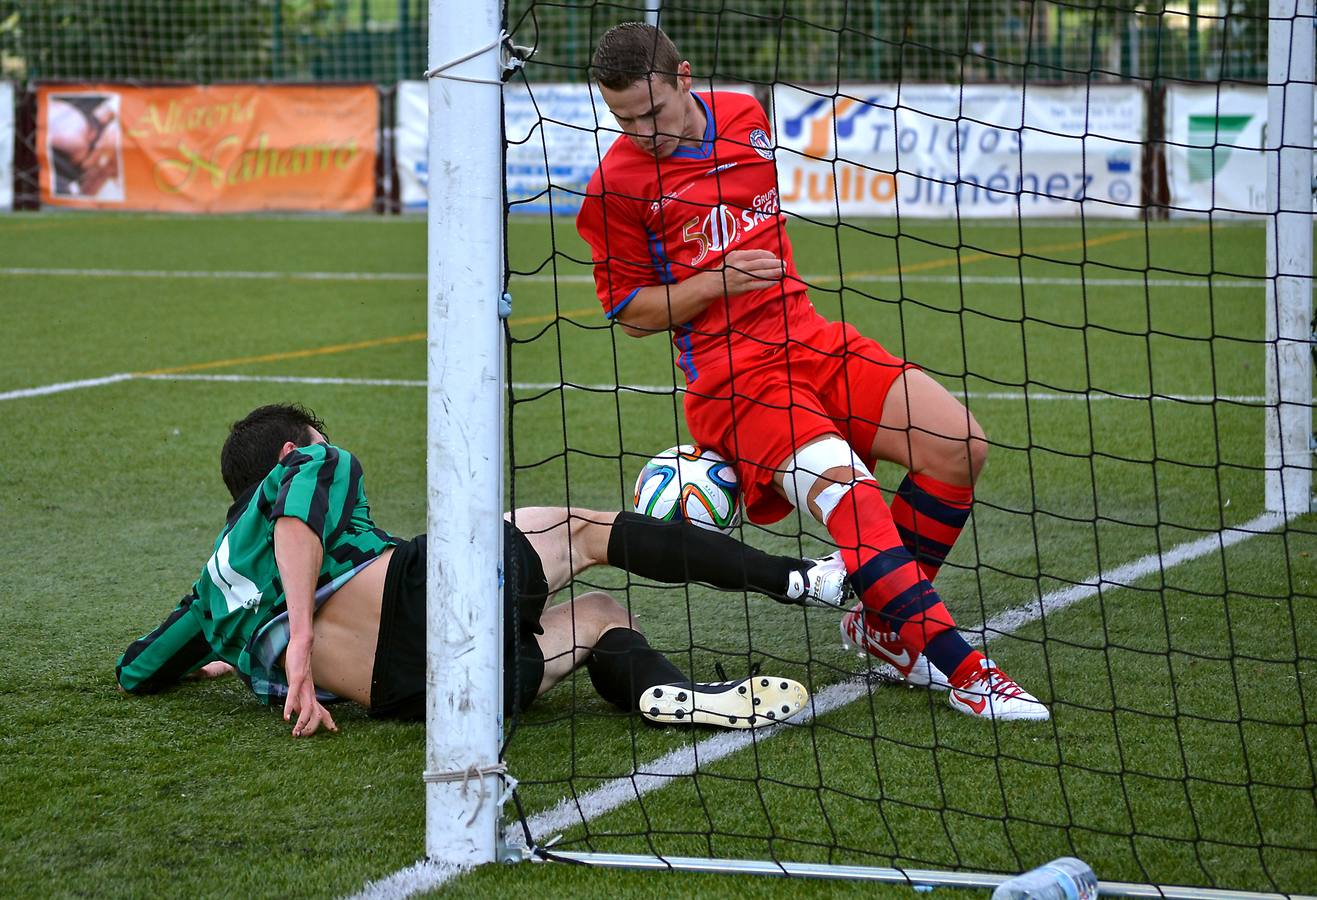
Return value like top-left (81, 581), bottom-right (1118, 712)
top-left (684, 319), bottom-right (915, 525)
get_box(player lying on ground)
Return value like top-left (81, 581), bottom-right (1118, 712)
top-left (577, 23), bottom-right (1047, 720)
top-left (116, 404), bottom-right (849, 736)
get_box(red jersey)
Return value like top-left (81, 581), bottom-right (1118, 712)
top-left (576, 90), bottom-right (824, 384)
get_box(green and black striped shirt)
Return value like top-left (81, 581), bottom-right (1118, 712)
top-left (116, 442), bottom-right (400, 705)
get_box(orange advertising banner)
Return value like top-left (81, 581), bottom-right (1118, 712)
top-left (37, 84), bottom-right (377, 212)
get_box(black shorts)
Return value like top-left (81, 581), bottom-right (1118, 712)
top-left (367, 522), bottom-right (551, 721)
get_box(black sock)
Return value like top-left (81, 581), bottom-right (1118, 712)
top-left (585, 627), bottom-right (687, 711)
top-left (606, 511), bottom-right (801, 599)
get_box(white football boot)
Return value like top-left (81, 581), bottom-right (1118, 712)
top-left (946, 658), bottom-right (1050, 721)
top-left (640, 676), bottom-right (809, 729)
top-left (784, 551), bottom-right (852, 609)
top-left (839, 602), bottom-right (952, 691)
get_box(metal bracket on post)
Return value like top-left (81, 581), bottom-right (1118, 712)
top-left (496, 840), bottom-right (526, 864)
top-left (501, 38), bottom-right (535, 82)
top-left (500, 833), bottom-right (562, 865)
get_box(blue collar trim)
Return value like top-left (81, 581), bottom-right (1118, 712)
top-left (670, 93), bottom-right (715, 160)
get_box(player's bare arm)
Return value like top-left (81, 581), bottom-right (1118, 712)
top-left (614, 249), bottom-right (786, 337)
top-left (274, 515), bottom-right (338, 737)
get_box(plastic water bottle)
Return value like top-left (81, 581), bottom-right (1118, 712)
top-left (991, 857), bottom-right (1099, 900)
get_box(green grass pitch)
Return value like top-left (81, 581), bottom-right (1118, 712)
top-left (0, 212), bottom-right (1312, 898)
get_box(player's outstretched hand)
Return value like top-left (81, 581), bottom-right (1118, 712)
top-left (723, 249), bottom-right (785, 295)
top-left (282, 638), bottom-right (338, 738)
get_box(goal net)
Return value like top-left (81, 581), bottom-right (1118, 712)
top-left (492, 0), bottom-right (1315, 894)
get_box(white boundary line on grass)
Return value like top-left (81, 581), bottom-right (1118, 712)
top-left (0, 372), bottom-right (135, 400)
top-left (348, 510), bottom-right (1288, 900)
top-left (351, 862), bottom-right (471, 900)
top-left (0, 265), bottom-right (1262, 290)
top-left (141, 373), bottom-right (429, 388)
top-left (1, 213), bottom-right (1249, 232)
top-left (0, 372), bottom-right (1268, 406)
top-left (0, 266), bottom-right (423, 282)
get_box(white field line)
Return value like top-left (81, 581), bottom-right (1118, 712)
top-left (139, 373), bottom-right (427, 388)
top-left (0, 211), bottom-right (424, 224)
top-left (349, 861), bottom-right (471, 900)
top-left (511, 383), bottom-right (1268, 405)
top-left (0, 265), bottom-right (1262, 290)
top-left (0, 266), bottom-right (421, 282)
top-left (0, 212), bottom-right (1233, 231)
top-left (0, 371), bottom-right (1269, 406)
top-left (0, 372), bottom-right (134, 401)
top-left (348, 510), bottom-right (1289, 899)
top-left (978, 512), bottom-right (1287, 639)
top-left (823, 274), bottom-right (1261, 289)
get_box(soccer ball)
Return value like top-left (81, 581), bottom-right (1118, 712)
top-left (633, 444), bottom-right (740, 534)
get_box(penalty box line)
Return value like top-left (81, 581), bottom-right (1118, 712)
top-left (0, 265), bottom-right (1263, 290)
top-left (348, 509), bottom-right (1288, 900)
top-left (0, 371), bottom-right (1268, 406)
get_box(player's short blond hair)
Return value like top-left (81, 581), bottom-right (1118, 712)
top-left (591, 22), bottom-right (681, 90)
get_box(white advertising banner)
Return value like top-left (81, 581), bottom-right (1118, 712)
top-left (395, 81), bottom-right (426, 209)
top-left (396, 80), bottom-right (618, 213)
top-left (772, 84), bottom-right (1145, 219)
top-left (1164, 84), bottom-right (1316, 216)
top-left (0, 82), bottom-right (13, 211)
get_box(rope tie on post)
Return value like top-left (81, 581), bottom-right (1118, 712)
top-left (423, 762), bottom-right (510, 826)
top-left (423, 30), bottom-right (534, 84)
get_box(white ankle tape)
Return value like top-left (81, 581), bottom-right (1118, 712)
top-left (813, 482), bottom-right (854, 524)
top-left (780, 437), bottom-right (874, 524)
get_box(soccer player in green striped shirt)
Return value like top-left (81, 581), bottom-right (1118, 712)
top-left (117, 404), bottom-right (849, 736)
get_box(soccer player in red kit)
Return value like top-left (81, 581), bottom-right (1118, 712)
top-left (575, 23), bottom-right (1048, 721)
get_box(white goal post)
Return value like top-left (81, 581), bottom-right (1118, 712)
top-left (423, 0), bottom-right (506, 867)
top-left (1264, 0), bottom-right (1315, 517)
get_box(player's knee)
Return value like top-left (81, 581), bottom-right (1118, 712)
top-left (574, 591), bottom-right (635, 641)
top-left (967, 431), bottom-right (988, 481)
top-left (564, 507), bottom-right (618, 569)
top-left (779, 436), bottom-right (876, 525)
top-left (506, 506), bottom-right (570, 531)
top-left (925, 421), bottom-right (988, 484)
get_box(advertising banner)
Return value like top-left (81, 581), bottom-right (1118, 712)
top-left (36, 84), bottom-right (377, 212)
top-left (395, 81), bottom-right (427, 210)
top-left (397, 80), bottom-right (619, 213)
top-left (0, 82), bottom-right (12, 211)
top-left (772, 84), bottom-right (1145, 219)
top-left (1164, 84), bottom-right (1316, 216)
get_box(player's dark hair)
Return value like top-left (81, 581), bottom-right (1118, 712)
top-left (591, 22), bottom-right (681, 90)
top-left (220, 403), bottom-right (327, 500)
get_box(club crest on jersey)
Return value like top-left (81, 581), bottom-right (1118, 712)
top-left (749, 129), bottom-right (774, 160)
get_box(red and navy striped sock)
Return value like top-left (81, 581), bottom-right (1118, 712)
top-left (890, 472), bottom-right (974, 582)
top-left (825, 479), bottom-right (982, 679)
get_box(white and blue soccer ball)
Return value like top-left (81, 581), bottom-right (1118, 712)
top-left (633, 444), bottom-right (741, 534)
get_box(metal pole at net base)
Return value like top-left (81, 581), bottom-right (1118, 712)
top-left (423, 0), bottom-right (506, 867)
top-left (543, 852), bottom-right (1314, 900)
